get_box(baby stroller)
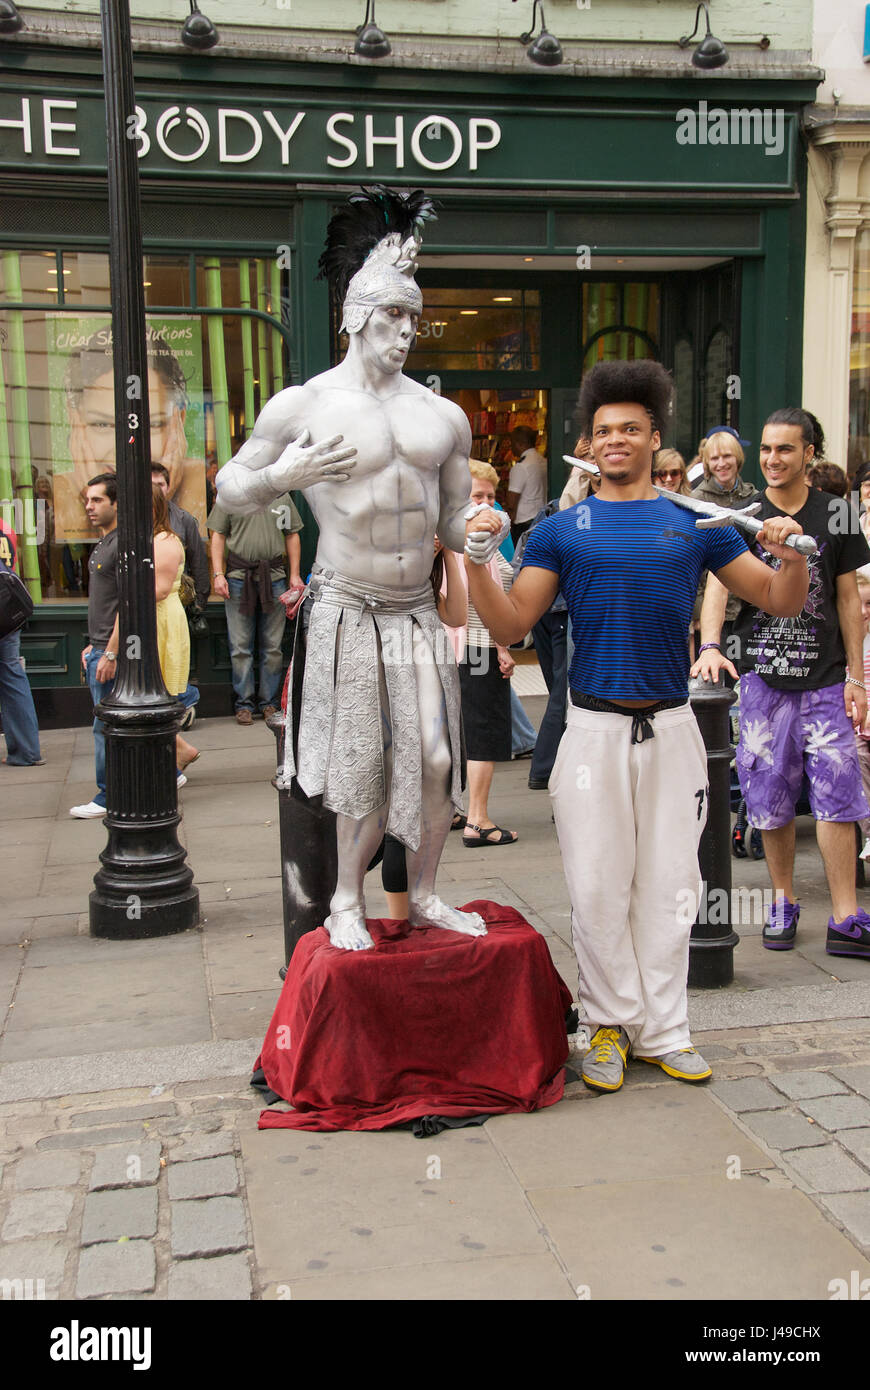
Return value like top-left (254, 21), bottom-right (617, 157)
top-left (729, 678), bottom-right (811, 858)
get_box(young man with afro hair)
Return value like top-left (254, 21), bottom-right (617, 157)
top-left (463, 360), bottom-right (811, 1093)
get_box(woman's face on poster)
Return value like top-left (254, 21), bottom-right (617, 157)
top-left (70, 368), bottom-right (188, 496)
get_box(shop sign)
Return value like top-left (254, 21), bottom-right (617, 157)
top-left (0, 88), bottom-right (794, 190)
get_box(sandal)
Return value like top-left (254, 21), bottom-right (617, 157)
top-left (463, 822), bottom-right (518, 848)
top-left (450, 812), bottom-right (467, 831)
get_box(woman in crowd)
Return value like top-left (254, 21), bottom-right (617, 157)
top-left (652, 448), bottom-right (692, 495)
top-left (447, 463), bottom-right (519, 847)
top-left (153, 486), bottom-right (199, 779)
top-left (690, 428), bottom-right (757, 656)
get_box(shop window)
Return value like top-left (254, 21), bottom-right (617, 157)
top-left (581, 281), bottom-right (660, 368)
top-left (446, 387), bottom-right (548, 505)
top-left (850, 229), bottom-right (870, 473)
top-left (402, 288), bottom-right (541, 373)
top-left (672, 337), bottom-right (696, 462)
top-left (703, 327), bottom-right (732, 434)
top-left (0, 248), bottom-right (290, 602)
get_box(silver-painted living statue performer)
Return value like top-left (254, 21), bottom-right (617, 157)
top-left (216, 187), bottom-right (486, 952)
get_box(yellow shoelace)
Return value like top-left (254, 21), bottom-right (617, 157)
top-left (591, 1028), bottom-right (624, 1060)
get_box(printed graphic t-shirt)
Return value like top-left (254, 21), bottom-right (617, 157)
top-left (732, 488), bottom-right (870, 690)
top-left (521, 494), bottom-right (747, 701)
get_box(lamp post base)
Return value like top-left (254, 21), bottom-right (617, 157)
top-left (688, 930), bottom-right (740, 988)
top-left (90, 884), bottom-right (200, 940)
top-left (88, 702), bottom-right (200, 940)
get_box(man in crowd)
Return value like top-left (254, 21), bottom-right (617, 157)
top-left (464, 361), bottom-right (809, 1093)
top-left (69, 473), bottom-right (118, 818)
top-left (151, 462), bottom-right (209, 728)
top-left (208, 490), bottom-right (304, 725)
top-left (0, 512), bottom-right (44, 767)
top-left (505, 425), bottom-right (547, 546)
top-left (695, 409), bottom-right (870, 960)
top-left (511, 464), bottom-right (573, 791)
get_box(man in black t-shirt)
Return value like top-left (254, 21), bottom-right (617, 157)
top-left (696, 409), bottom-right (870, 960)
top-left (69, 474), bottom-right (119, 819)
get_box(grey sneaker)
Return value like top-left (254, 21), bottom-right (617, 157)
top-left (635, 1048), bottom-right (712, 1082)
top-left (581, 1026), bottom-right (630, 1093)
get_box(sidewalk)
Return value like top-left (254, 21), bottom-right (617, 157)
top-left (1, 703), bottom-right (869, 1301)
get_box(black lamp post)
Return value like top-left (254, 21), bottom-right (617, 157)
top-left (91, 0), bottom-right (199, 939)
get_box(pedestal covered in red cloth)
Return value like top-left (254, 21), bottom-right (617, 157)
top-left (255, 900), bottom-right (573, 1132)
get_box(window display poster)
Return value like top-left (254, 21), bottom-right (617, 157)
top-left (47, 315), bottom-right (206, 542)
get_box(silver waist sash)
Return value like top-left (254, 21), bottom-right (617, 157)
top-left (280, 566), bottom-right (463, 852)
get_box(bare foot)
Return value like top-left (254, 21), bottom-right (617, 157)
top-left (409, 894), bottom-right (487, 937)
top-left (324, 908), bottom-right (375, 951)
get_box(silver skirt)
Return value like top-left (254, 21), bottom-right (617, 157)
top-left (280, 566), bottom-right (463, 852)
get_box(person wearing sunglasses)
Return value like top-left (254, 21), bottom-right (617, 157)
top-left (652, 449), bottom-right (691, 496)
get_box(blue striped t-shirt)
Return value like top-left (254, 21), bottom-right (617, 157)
top-left (521, 495), bottom-right (747, 700)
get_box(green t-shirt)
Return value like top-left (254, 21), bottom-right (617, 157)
top-left (207, 492), bottom-right (303, 579)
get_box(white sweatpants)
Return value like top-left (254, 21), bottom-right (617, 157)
top-left (550, 702), bottom-right (708, 1056)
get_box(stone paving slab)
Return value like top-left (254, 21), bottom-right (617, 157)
top-left (269, 1252), bottom-right (576, 1301)
top-left (89, 1142), bottom-right (162, 1190)
top-left (832, 1065), bottom-right (870, 1100)
top-left (797, 1094), bottom-right (870, 1131)
top-left (737, 1110), bottom-right (828, 1151)
top-left (487, 1085), bottom-right (774, 1189)
top-left (80, 1186), bottom-right (158, 1244)
top-left (168, 1253), bottom-right (252, 1300)
top-left (170, 1195), bottom-right (248, 1258)
top-left (769, 1070), bottom-right (850, 1100)
top-left (819, 1193), bottom-right (870, 1246)
top-left (167, 1155), bottom-right (239, 1200)
top-left (837, 1129), bottom-right (870, 1167)
top-left (0, 1236), bottom-right (70, 1298)
top-left (3, 1189), bottom-right (74, 1240)
top-left (241, 1127), bottom-right (548, 1287)
top-left (710, 1078), bottom-right (787, 1112)
top-left (15, 1153), bottom-right (82, 1189)
top-left (76, 1239), bottom-right (156, 1298)
top-left (527, 1174), bottom-right (870, 1301)
top-left (0, 1038), bottom-right (262, 1103)
top-left (783, 1144), bottom-right (870, 1194)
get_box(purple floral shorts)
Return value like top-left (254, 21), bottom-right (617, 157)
top-left (736, 672), bottom-right (869, 829)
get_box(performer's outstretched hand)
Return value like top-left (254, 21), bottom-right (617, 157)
top-left (267, 430), bottom-right (358, 491)
top-left (464, 503), bottom-right (510, 565)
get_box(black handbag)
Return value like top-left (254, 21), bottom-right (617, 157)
top-left (0, 566), bottom-right (34, 639)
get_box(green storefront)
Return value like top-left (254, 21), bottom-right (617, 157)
top-left (0, 44), bottom-right (818, 724)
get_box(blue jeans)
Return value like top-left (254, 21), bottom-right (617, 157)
top-left (0, 630), bottom-right (42, 764)
top-left (510, 685), bottom-right (537, 755)
top-left (530, 610), bottom-right (569, 783)
top-left (85, 647), bottom-right (116, 808)
top-left (224, 577), bottom-right (287, 712)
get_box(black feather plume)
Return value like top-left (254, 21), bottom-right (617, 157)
top-left (317, 185), bottom-right (436, 303)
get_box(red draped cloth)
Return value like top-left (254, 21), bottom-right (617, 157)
top-left (255, 900), bottom-right (573, 1132)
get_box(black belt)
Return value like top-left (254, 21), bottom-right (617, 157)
top-left (570, 689), bottom-right (688, 744)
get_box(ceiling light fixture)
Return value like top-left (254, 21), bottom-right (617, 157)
top-left (181, 2), bottom-right (219, 51)
top-left (678, 3), bottom-right (728, 69)
top-left (516, 0), bottom-right (563, 67)
top-left (0, 1), bottom-right (23, 35)
top-left (354, 0), bottom-right (391, 59)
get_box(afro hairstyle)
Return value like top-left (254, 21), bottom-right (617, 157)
top-left (577, 360), bottom-right (674, 437)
